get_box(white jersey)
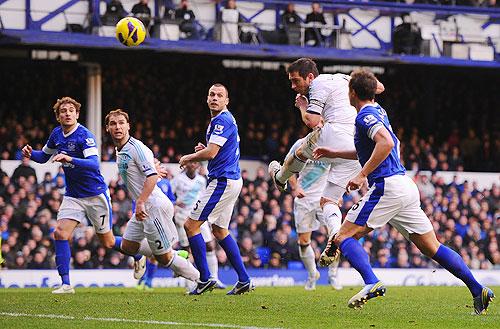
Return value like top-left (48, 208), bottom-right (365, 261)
top-left (116, 137), bottom-right (166, 204)
top-left (171, 172), bottom-right (207, 210)
top-left (307, 73), bottom-right (357, 125)
top-left (288, 138), bottom-right (330, 201)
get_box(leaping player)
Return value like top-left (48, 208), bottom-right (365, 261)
top-left (268, 58), bottom-right (384, 265)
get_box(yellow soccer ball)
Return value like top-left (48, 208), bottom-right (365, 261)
top-left (116, 17), bottom-right (146, 47)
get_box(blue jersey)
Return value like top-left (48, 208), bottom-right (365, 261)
top-left (42, 124), bottom-right (107, 198)
top-left (354, 104), bottom-right (405, 186)
top-left (157, 178), bottom-right (176, 203)
top-left (205, 110), bottom-right (241, 180)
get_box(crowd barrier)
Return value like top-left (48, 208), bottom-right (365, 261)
top-left (1, 268), bottom-right (499, 288)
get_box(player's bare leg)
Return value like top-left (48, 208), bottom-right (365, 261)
top-left (410, 231), bottom-right (495, 315)
top-left (52, 219), bottom-right (78, 294)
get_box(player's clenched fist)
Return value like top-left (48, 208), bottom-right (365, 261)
top-left (22, 144), bottom-right (33, 158)
top-left (294, 94), bottom-right (308, 110)
top-left (194, 143), bottom-right (206, 152)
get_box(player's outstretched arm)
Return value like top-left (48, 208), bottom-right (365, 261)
top-left (23, 144), bottom-right (51, 163)
top-left (313, 147), bottom-right (358, 160)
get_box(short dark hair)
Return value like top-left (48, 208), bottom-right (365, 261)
top-left (287, 58), bottom-right (319, 79)
top-left (210, 83), bottom-right (229, 97)
top-left (105, 109), bottom-right (130, 126)
top-left (349, 69), bottom-right (377, 101)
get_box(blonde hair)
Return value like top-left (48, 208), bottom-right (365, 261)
top-left (105, 109), bottom-right (130, 126)
top-left (52, 97), bottom-right (81, 116)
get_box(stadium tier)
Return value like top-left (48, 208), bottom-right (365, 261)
top-left (0, 1), bottom-right (498, 326)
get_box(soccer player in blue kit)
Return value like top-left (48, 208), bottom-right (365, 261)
top-left (179, 84), bottom-right (254, 295)
top-left (314, 70), bottom-right (494, 314)
top-left (22, 97), bottom-right (145, 294)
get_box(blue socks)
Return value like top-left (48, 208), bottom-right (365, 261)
top-left (144, 259), bottom-right (157, 287)
top-left (114, 236), bottom-right (142, 261)
top-left (432, 244), bottom-right (483, 297)
top-left (340, 237), bottom-right (379, 285)
top-left (219, 234), bottom-right (250, 283)
top-left (188, 233), bottom-right (211, 282)
top-left (55, 240), bottom-right (71, 285)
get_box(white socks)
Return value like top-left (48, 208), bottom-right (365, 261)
top-left (168, 254), bottom-right (200, 282)
top-left (322, 203), bottom-right (342, 238)
top-left (299, 244), bottom-right (317, 278)
top-left (138, 239), bottom-right (153, 257)
top-left (276, 152), bottom-right (306, 183)
top-left (206, 250), bottom-right (219, 280)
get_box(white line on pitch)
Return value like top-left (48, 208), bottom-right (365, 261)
top-left (0, 312), bottom-right (286, 329)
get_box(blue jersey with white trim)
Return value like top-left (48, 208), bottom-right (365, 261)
top-left (205, 110), bottom-right (241, 180)
top-left (42, 124), bottom-right (107, 198)
top-left (354, 104), bottom-right (405, 185)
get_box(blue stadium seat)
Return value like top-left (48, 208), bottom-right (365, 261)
top-left (256, 247), bottom-right (271, 265)
top-left (287, 261), bottom-right (304, 270)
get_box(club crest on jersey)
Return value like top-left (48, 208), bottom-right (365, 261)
top-left (363, 115), bottom-right (378, 125)
top-left (85, 138), bottom-right (96, 147)
top-left (67, 141), bottom-right (76, 151)
top-left (214, 124), bottom-right (224, 135)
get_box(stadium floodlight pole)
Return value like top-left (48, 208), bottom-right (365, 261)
top-left (82, 62), bottom-right (102, 159)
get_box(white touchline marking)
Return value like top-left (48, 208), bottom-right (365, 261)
top-left (0, 312), bottom-right (285, 329)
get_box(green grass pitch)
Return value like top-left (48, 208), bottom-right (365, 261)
top-left (0, 286), bottom-right (498, 329)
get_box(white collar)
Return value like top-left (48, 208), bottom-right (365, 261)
top-left (62, 123), bottom-right (80, 138)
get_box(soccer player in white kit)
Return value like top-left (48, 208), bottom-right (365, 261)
top-left (22, 97), bottom-right (146, 294)
top-left (105, 109), bottom-right (200, 283)
top-left (268, 58), bottom-right (384, 264)
top-left (287, 137), bottom-right (342, 291)
top-left (315, 69), bottom-right (494, 314)
top-left (171, 161), bottom-right (225, 288)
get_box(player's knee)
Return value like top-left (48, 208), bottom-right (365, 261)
top-left (54, 226), bottom-right (71, 241)
top-left (183, 219), bottom-right (197, 236)
top-left (333, 234), bottom-right (345, 247)
top-left (297, 235), bottom-right (311, 246)
top-left (320, 197), bottom-right (336, 209)
top-left (101, 239), bottom-right (115, 249)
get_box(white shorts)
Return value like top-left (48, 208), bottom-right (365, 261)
top-left (57, 190), bottom-right (112, 234)
top-left (293, 197), bottom-right (323, 234)
top-left (123, 199), bottom-right (178, 255)
top-left (345, 174), bottom-right (433, 239)
top-left (303, 122), bottom-right (361, 187)
top-left (175, 206), bottom-right (213, 247)
top-left (190, 177), bottom-right (242, 229)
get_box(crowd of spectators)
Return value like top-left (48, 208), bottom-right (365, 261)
top-left (0, 59), bottom-right (498, 172)
top-left (1, 156), bottom-right (498, 271)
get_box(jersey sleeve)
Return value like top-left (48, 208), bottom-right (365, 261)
top-left (42, 130), bottom-right (58, 155)
top-left (306, 79), bottom-right (328, 115)
top-left (208, 116), bottom-right (235, 147)
top-left (356, 112), bottom-right (384, 141)
top-left (131, 142), bottom-right (158, 178)
top-left (79, 130), bottom-right (99, 158)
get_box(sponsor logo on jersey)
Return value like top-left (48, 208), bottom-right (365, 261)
top-left (214, 124), bottom-right (224, 135)
top-left (363, 115), bottom-right (378, 125)
top-left (86, 138), bottom-right (96, 147)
